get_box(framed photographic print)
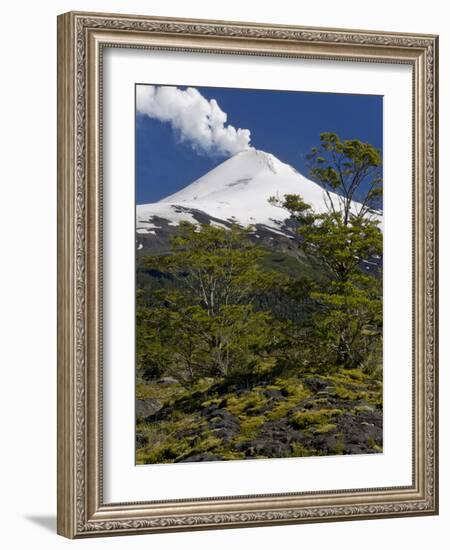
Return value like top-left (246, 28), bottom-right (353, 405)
top-left (57, 11), bottom-right (439, 538)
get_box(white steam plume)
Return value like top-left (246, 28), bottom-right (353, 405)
top-left (136, 85), bottom-right (253, 156)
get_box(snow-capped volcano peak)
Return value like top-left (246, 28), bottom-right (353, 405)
top-left (160, 149), bottom-right (295, 204)
top-left (136, 149), bottom-right (378, 240)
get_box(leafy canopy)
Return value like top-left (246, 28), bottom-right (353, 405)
top-left (306, 132), bottom-right (382, 224)
top-left (269, 135), bottom-right (383, 370)
top-left (138, 223), bottom-right (280, 382)
top-left (144, 222), bottom-right (276, 317)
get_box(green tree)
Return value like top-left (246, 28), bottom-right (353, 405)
top-left (271, 134), bottom-right (383, 371)
top-left (136, 293), bottom-right (212, 386)
top-left (310, 275), bottom-right (382, 370)
top-left (149, 222), bottom-right (276, 316)
top-left (139, 223), bottom-right (279, 382)
top-left (306, 132), bottom-right (382, 224)
top-left (276, 195), bottom-right (382, 284)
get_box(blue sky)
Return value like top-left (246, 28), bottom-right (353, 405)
top-left (136, 84), bottom-right (382, 204)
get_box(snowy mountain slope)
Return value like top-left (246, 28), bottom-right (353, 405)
top-left (136, 149), bottom-right (380, 239)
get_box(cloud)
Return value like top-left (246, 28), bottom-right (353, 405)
top-left (136, 85), bottom-right (253, 156)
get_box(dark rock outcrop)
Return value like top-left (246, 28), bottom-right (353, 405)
top-left (136, 433), bottom-right (148, 449)
top-left (202, 405), bottom-right (240, 441)
top-left (136, 397), bottom-right (162, 420)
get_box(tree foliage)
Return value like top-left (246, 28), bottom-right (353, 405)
top-left (306, 132), bottom-right (382, 223)
top-left (137, 135), bottom-right (383, 385)
top-left (137, 223), bottom-right (280, 384)
top-left (145, 222), bottom-right (276, 316)
top-left (270, 135), bottom-right (383, 371)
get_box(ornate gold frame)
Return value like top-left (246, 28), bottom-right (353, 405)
top-left (57, 11), bottom-right (439, 538)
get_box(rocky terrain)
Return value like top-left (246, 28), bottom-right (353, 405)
top-left (136, 369), bottom-right (382, 464)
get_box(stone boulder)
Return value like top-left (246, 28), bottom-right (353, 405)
top-left (136, 397), bottom-right (162, 420)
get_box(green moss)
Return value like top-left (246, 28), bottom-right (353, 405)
top-left (333, 434), bottom-right (346, 455)
top-left (324, 371), bottom-right (368, 386)
top-left (171, 413), bottom-right (202, 432)
top-left (354, 404), bottom-right (375, 414)
top-left (137, 377), bottom-right (216, 410)
top-left (226, 391), bottom-right (268, 416)
top-left (344, 369), bottom-right (365, 382)
top-left (290, 442), bottom-right (316, 457)
top-left (217, 449), bottom-right (246, 460)
top-left (320, 370), bottom-right (382, 407)
top-left (136, 370), bottom-right (382, 464)
top-left (266, 378), bottom-right (310, 420)
top-left (241, 415), bottom-right (265, 433)
top-left (193, 434), bottom-right (222, 453)
top-left (290, 409), bottom-right (343, 429)
top-left (169, 409), bottom-right (188, 422)
top-left (313, 423), bottom-right (337, 434)
top-left (233, 416), bottom-right (265, 443)
top-left (201, 397), bottom-right (223, 408)
top-left (252, 357), bottom-right (277, 375)
top-left (265, 402), bottom-right (289, 420)
top-left (331, 385), bottom-right (368, 401)
top-left (320, 370), bottom-right (382, 406)
top-left (136, 380), bottom-right (183, 402)
top-left (366, 392), bottom-right (383, 407)
top-left (309, 397), bottom-right (330, 407)
top-left (275, 377), bottom-right (309, 399)
top-left (136, 421), bottom-right (168, 444)
top-left (137, 428), bottom-right (226, 464)
top-left (367, 436), bottom-right (383, 453)
top-left (136, 411), bottom-right (204, 460)
top-left (194, 378), bottom-right (216, 392)
top-left (136, 437), bottom-right (191, 464)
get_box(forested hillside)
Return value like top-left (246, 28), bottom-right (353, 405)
top-left (135, 134), bottom-right (383, 463)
